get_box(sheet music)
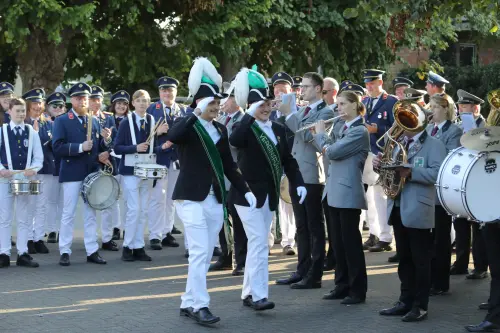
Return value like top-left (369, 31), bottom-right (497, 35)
top-left (461, 113), bottom-right (476, 133)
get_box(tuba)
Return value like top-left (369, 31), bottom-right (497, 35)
top-left (375, 100), bottom-right (428, 199)
top-left (486, 89), bottom-right (500, 126)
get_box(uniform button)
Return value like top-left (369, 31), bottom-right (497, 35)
top-left (66, 160), bottom-right (69, 162)
top-left (293, 152), bottom-right (296, 155)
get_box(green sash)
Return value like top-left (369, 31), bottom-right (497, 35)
top-left (193, 120), bottom-right (233, 246)
top-left (250, 122), bottom-right (282, 237)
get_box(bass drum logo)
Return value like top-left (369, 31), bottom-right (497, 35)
top-left (485, 158), bottom-right (497, 174)
top-left (452, 165), bottom-right (461, 175)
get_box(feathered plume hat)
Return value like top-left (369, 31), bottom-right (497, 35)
top-left (233, 65), bottom-right (271, 110)
top-left (188, 57), bottom-right (227, 108)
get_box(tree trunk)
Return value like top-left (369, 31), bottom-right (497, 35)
top-left (219, 52), bottom-right (242, 82)
top-left (16, 28), bottom-right (74, 92)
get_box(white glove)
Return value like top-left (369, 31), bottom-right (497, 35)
top-left (247, 100), bottom-right (264, 117)
top-left (244, 192), bottom-right (257, 209)
top-left (195, 96), bottom-right (215, 115)
top-left (297, 186), bottom-right (307, 204)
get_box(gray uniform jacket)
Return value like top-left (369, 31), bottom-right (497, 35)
top-left (217, 110), bottom-right (244, 190)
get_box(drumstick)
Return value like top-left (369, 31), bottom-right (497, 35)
top-left (146, 119), bottom-right (164, 144)
top-left (11, 167), bottom-right (37, 175)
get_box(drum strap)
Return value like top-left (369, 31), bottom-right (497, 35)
top-left (127, 112), bottom-right (155, 154)
top-left (1, 124), bottom-right (34, 171)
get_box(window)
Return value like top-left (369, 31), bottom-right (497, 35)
top-left (459, 43), bottom-right (476, 66)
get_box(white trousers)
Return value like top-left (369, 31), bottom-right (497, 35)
top-left (148, 177), bottom-right (166, 241)
top-left (177, 195), bottom-right (223, 311)
top-left (279, 199), bottom-right (295, 248)
top-left (236, 196), bottom-right (273, 301)
top-left (45, 175), bottom-right (62, 233)
top-left (0, 183), bottom-right (30, 255)
top-left (122, 176), bottom-right (151, 250)
top-left (366, 184), bottom-right (392, 243)
top-left (163, 167), bottom-right (180, 235)
top-left (28, 174), bottom-right (56, 241)
top-left (59, 181), bottom-right (99, 256)
top-left (101, 175), bottom-right (123, 242)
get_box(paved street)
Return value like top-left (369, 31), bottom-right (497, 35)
top-left (0, 212), bottom-right (491, 333)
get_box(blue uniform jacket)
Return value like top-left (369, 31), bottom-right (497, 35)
top-left (146, 102), bottom-right (190, 168)
top-left (52, 109), bottom-right (110, 182)
top-left (363, 92), bottom-right (397, 154)
top-left (95, 111), bottom-right (118, 176)
top-left (27, 119), bottom-right (55, 175)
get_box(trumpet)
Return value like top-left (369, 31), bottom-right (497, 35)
top-left (295, 115), bottom-right (343, 133)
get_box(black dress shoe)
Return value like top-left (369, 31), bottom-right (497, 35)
top-left (276, 272), bottom-right (302, 285)
top-left (323, 288), bottom-right (349, 300)
top-left (323, 262), bottom-right (335, 271)
top-left (149, 239), bottom-right (162, 250)
top-left (242, 296), bottom-right (275, 311)
top-left (112, 228), bottom-right (121, 241)
top-left (47, 232), bottom-right (58, 243)
top-left (478, 302), bottom-right (490, 310)
top-left (290, 279), bottom-right (321, 289)
top-left (184, 250), bottom-right (189, 258)
top-left (465, 321), bottom-right (499, 332)
top-left (180, 307), bottom-right (194, 318)
top-left (379, 301), bottom-right (411, 316)
top-left (209, 260), bottom-right (232, 271)
top-left (161, 233), bottom-right (179, 247)
top-left (388, 253), bottom-right (400, 263)
top-left (466, 270), bottom-right (488, 280)
top-left (232, 265), bottom-right (244, 276)
top-left (282, 245), bottom-right (295, 255)
top-left (87, 251), bottom-right (106, 264)
top-left (0, 254), bottom-right (10, 268)
top-left (429, 287), bottom-right (448, 296)
top-left (11, 237), bottom-right (16, 246)
top-left (59, 253), bottom-right (71, 266)
top-left (171, 225), bottom-right (182, 235)
top-left (16, 253), bottom-right (39, 268)
top-left (133, 248), bottom-right (152, 261)
top-left (368, 241), bottom-right (392, 252)
top-left (34, 240), bottom-right (49, 254)
top-left (341, 296), bottom-right (365, 305)
top-left (363, 234), bottom-right (378, 250)
top-left (122, 247), bottom-right (135, 261)
top-left (362, 220), bottom-right (369, 231)
top-left (192, 307), bottom-right (220, 325)
top-left (213, 247), bottom-right (223, 257)
top-left (402, 307), bottom-right (428, 322)
top-left (27, 240), bottom-right (37, 254)
top-left (102, 240), bottom-right (119, 251)
top-left (450, 264), bottom-right (468, 275)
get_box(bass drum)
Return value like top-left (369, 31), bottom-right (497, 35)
top-left (81, 171), bottom-right (120, 210)
top-left (436, 147), bottom-right (500, 222)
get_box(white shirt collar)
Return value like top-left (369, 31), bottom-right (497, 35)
top-left (10, 121), bottom-right (24, 130)
top-left (197, 116), bottom-right (211, 127)
top-left (436, 120), bottom-right (447, 129)
top-left (345, 115), bottom-right (361, 129)
top-left (256, 119), bottom-right (273, 128)
top-left (372, 91), bottom-right (385, 100)
top-left (134, 111), bottom-right (147, 122)
top-left (307, 100), bottom-right (322, 111)
top-left (406, 130), bottom-right (424, 145)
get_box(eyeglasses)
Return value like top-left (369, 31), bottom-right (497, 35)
top-left (322, 89), bottom-right (334, 95)
top-left (51, 104), bottom-right (64, 109)
top-left (302, 85), bottom-right (316, 90)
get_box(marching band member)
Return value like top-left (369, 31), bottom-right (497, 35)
top-left (108, 92), bottom-right (130, 240)
top-left (0, 97), bottom-right (43, 268)
top-left (375, 122), bottom-right (447, 322)
top-left (392, 77), bottom-right (413, 100)
top-left (52, 82), bottom-right (112, 266)
top-left (313, 90), bottom-right (369, 304)
top-left (146, 76), bottom-right (184, 250)
top-left (0, 82), bottom-right (14, 125)
top-left (22, 88), bottom-right (51, 254)
top-left (89, 86), bottom-right (119, 252)
top-left (114, 89), bottom-right (158, 262)
top-left (166, 57), bottom-right (255, 325)
top-left (425, 71), bottom-right (448, 96)
top-left (45, 92), bottom-right (67, 243)
top-left (425, 93), bottom-right (462, 296)
top-left (322, 77), bottom-right (339, 108)
top-left (451, 89), bottom-right (488, 279)
top-left (292, 76), bottom-right (303, 96)
top-left (277, 72), bottom-right (334, 289)
top-left (362, 69), bottom-right (397, 253)
top-left (230, 66), bottom-right (306, 311)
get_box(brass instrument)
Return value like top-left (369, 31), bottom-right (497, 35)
top-left (280, 176), bottom-right (292, 204)
top-left (375, 100), bottom-right (428, 199)
top-left (295, 115), bottom-right (343, 133)
top-left (486, 89), bottom-right (500, 126)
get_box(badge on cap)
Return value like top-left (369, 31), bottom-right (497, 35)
top-left (79, 84), bottom-right (83, 88)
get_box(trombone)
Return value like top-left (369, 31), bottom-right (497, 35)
top-left (295, 115), bottom-right (343, 133)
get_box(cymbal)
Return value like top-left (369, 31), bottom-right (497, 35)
top-left (460, 126), bottom-right (500, 151)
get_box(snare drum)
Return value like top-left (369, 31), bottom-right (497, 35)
top-left (81, 172), bottom-right (120, 210)
top-left (9, 180), bottom-right (43, 195)
top-left (134, 163), bottom-right (167, 180)
top-left (436, 146), bottom-right (500, 222)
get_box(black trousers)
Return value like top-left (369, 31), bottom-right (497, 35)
top-left (453, 218), bottom-right (488, 272)
top-left (430, 205), bottom-right (453, 291)
top-left (291, 183), bottom-right (325, 281)
top-left (483, 223), bottom-right (500, 325)
top-left (217, 202), bottom-right (247, 267)
top-left (391, 207), bottom-right (433, 311)
top-left (324, 199), bottom-right (336, 268)
top-left (328, 206), bottom-right (367, 298)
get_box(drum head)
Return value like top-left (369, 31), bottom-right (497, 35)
top-left (86, 175), bottom-right (119, 210)
top-left (465, 152), bottom-right (500, 222)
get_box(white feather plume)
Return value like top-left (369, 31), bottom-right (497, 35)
top-left (187, 57), bottom-right (222, 97)
top-left (234, 67), bottom-right (250, 110)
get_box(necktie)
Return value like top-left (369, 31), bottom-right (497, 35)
top-left (15, 126), bottom-right (21, 137)
top-left (405, 138), bottom-right (414, 151)
top-left (139, 119), bottom-right (146, 140)
top-left (78, 116), bottom-right (86, 128)
top-left (303, 106), bottom-right (312, 117)
top-left (431, 126), bottom-right (439, 136)
top-left (343, 125), bottom-right (348, 132)
top-left (225, 116), bottom-right (231, 126)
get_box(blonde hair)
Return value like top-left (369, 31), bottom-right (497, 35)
top-left (132, 90), bottom-right (151, 101)
top-left (430, 93), bottom-right (455, 121)
top-left (338, 91), bottom-right (366, 116)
